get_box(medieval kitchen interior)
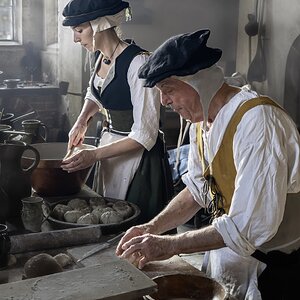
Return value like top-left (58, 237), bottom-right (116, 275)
top-left (0, 0), bottom-right (299, 299)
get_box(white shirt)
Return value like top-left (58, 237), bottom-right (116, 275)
top-left (182, 87), bottom-right (300, 299)
top-left (85, 53), bottom-right (161, 151)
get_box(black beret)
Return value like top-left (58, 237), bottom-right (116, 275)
top-left (62, 0), bottom-right (129, 27)
top-left (138, 29), bottom-right (222, 87)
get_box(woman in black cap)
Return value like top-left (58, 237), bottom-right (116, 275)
top-left (61, 0), bottom-right (173, 223)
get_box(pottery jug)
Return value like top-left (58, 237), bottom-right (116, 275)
top-left (0, 224), bottom-right (11, 269)
top-left (21, 119), bottom-right (47, 144)
top-left (21, 196), bottom-right (44, 232)
top-left (0, 141), bottom-right (40, 222)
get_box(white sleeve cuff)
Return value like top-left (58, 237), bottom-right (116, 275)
top-left (212, 214), bottom-right (256, 257)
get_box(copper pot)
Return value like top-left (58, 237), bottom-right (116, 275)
top-left (22, 143), bottom-right (96, 196)
top-left (148, 274), bottom-right (228, 300)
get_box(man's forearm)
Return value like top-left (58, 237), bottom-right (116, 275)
top-left (147, 187), bottom-right (201, 234)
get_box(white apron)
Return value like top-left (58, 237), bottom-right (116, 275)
top-left (93, 130), bottom-right (144, 200)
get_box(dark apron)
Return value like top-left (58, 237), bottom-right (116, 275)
top-left (253, 248), bottom-right (300, 299)
top-left (125, 132), bottom-right (174, 224)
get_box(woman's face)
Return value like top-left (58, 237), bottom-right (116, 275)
top-left (72, 22), bottom-right (93, 51)
top-left (156, 78), bottom-right (203, 123)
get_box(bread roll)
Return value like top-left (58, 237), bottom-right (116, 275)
top-left (112, 201), bottom-right (133, 219)
top-left (52, 204), bottom-right (71, 221)
top-left (24, 253), bottom-right (63, 279)
top-left (64, 210), bottom-right (84, 223)
top-left (77, 213), bottom-right (98, 224)
top-left (100, 210), bottom-right (123, 224)
top-left (67, 198), bottom-right (88, 210)
top-left (53, 253), bottom-right (73, 268)
top-left (89, 197), bottom-right (106, 209)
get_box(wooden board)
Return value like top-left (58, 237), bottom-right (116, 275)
top-left (68, 243), bottom-right (206, 279)
top-left (0, 259), bottom-right (157, 300)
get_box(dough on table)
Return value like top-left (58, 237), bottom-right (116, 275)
top-left (24, 253), bottom-right (63, 279)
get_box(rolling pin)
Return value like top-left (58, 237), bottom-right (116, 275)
top-left (10, 225), bottom-right (102, 254)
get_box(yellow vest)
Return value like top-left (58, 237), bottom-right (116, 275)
top-left (196, 97), bottom-right (283, 217)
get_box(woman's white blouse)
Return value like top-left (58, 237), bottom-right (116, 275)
top-left (85, 53), bottom-right (161, 151)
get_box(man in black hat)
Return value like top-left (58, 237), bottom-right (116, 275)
top-left (116, 29), bottom-right (300, 300)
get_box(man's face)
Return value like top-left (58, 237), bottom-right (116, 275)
top-left (156, 78), bottom-right (203, 123)
top-left (72, 22), bottom-right (94, 51)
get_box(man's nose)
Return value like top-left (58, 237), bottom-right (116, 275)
top-left (161, 94), bottom-right (171, 106)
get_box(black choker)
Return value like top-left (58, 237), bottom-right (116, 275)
top-left (102, 41), bottom-right (121, 65)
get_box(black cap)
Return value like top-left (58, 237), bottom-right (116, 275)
top-left (62, 0), bottom-right (129, 27)
top-left (138, 29), bottom-right (222, 87)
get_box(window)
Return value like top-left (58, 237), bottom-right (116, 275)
top-left (0, 0), bottom-right (21, 43)
top-left (44, 0), bottom-right (58, 46)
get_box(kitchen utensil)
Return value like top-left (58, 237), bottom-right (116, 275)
top-left (0, 260), bottom-right (157, 300)
top-left (0, 111), bottom-right (35, 127)
top-left (21, 119), bottom-right (47, 143)
top-left (10, 225), bottom-right (102, 254)
top-left (0, 108), bottom-right (4, 122)
top-left (0, 124), bottom-right (12, 143)
top-left (3, 79), bottom-right (21, 88)
top-left (0, 141), bottom-right (40, 222)
top-left (147, 273), bottom-right (227, 300)
top-left (247, 0), bottom-right (266, 83)
top-left (77, 231), bottom-right (125, 263)
top-left (10, 111), bottom-right (35, 123)
top-left (21, 196), bottom-right (45, 232)
top-left (21, 142), bottom-right (96, 196)
top-left (46, 196), bottom-right (141, 235)
top-left (0, 224), bottom-right (10, 269)
top-left (0, 130), bottom-right (33, 143)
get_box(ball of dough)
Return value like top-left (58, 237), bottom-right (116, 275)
top-left (24, 253), bottom-right (63, 279)
top-left (89, 197), bottom-right (106, 210)
top-left (53, 253), bottom-right (73, 268)
top-left (112, 201), bottom-right (133, 219)
top-left (100, 210), bottom-right (123, 224)
top-left (92, 206), bottom-right (112, 220)
top-left (77, 213), bottom-right (98, 224)
top-left (79, 206), bottom-right (91, 214)
top-left (67, 198), bottom-right (88, 210)
top-left (52, 204), bottom-right (71, 221)
top-left (64, 210), bottom-right (84, 223)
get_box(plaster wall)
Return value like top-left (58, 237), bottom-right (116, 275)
top-left (121, 0), bottom-right (239, 75)
top-left (236, 0), bottom-right (300, 112)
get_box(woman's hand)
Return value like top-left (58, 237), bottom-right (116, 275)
top-left (61, 148), bottom-right (97, 172)
top-left (68, 119), bottom-right (88, 149)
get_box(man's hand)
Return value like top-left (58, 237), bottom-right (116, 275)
top-left (119, 233), bottom-right (176, 269)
